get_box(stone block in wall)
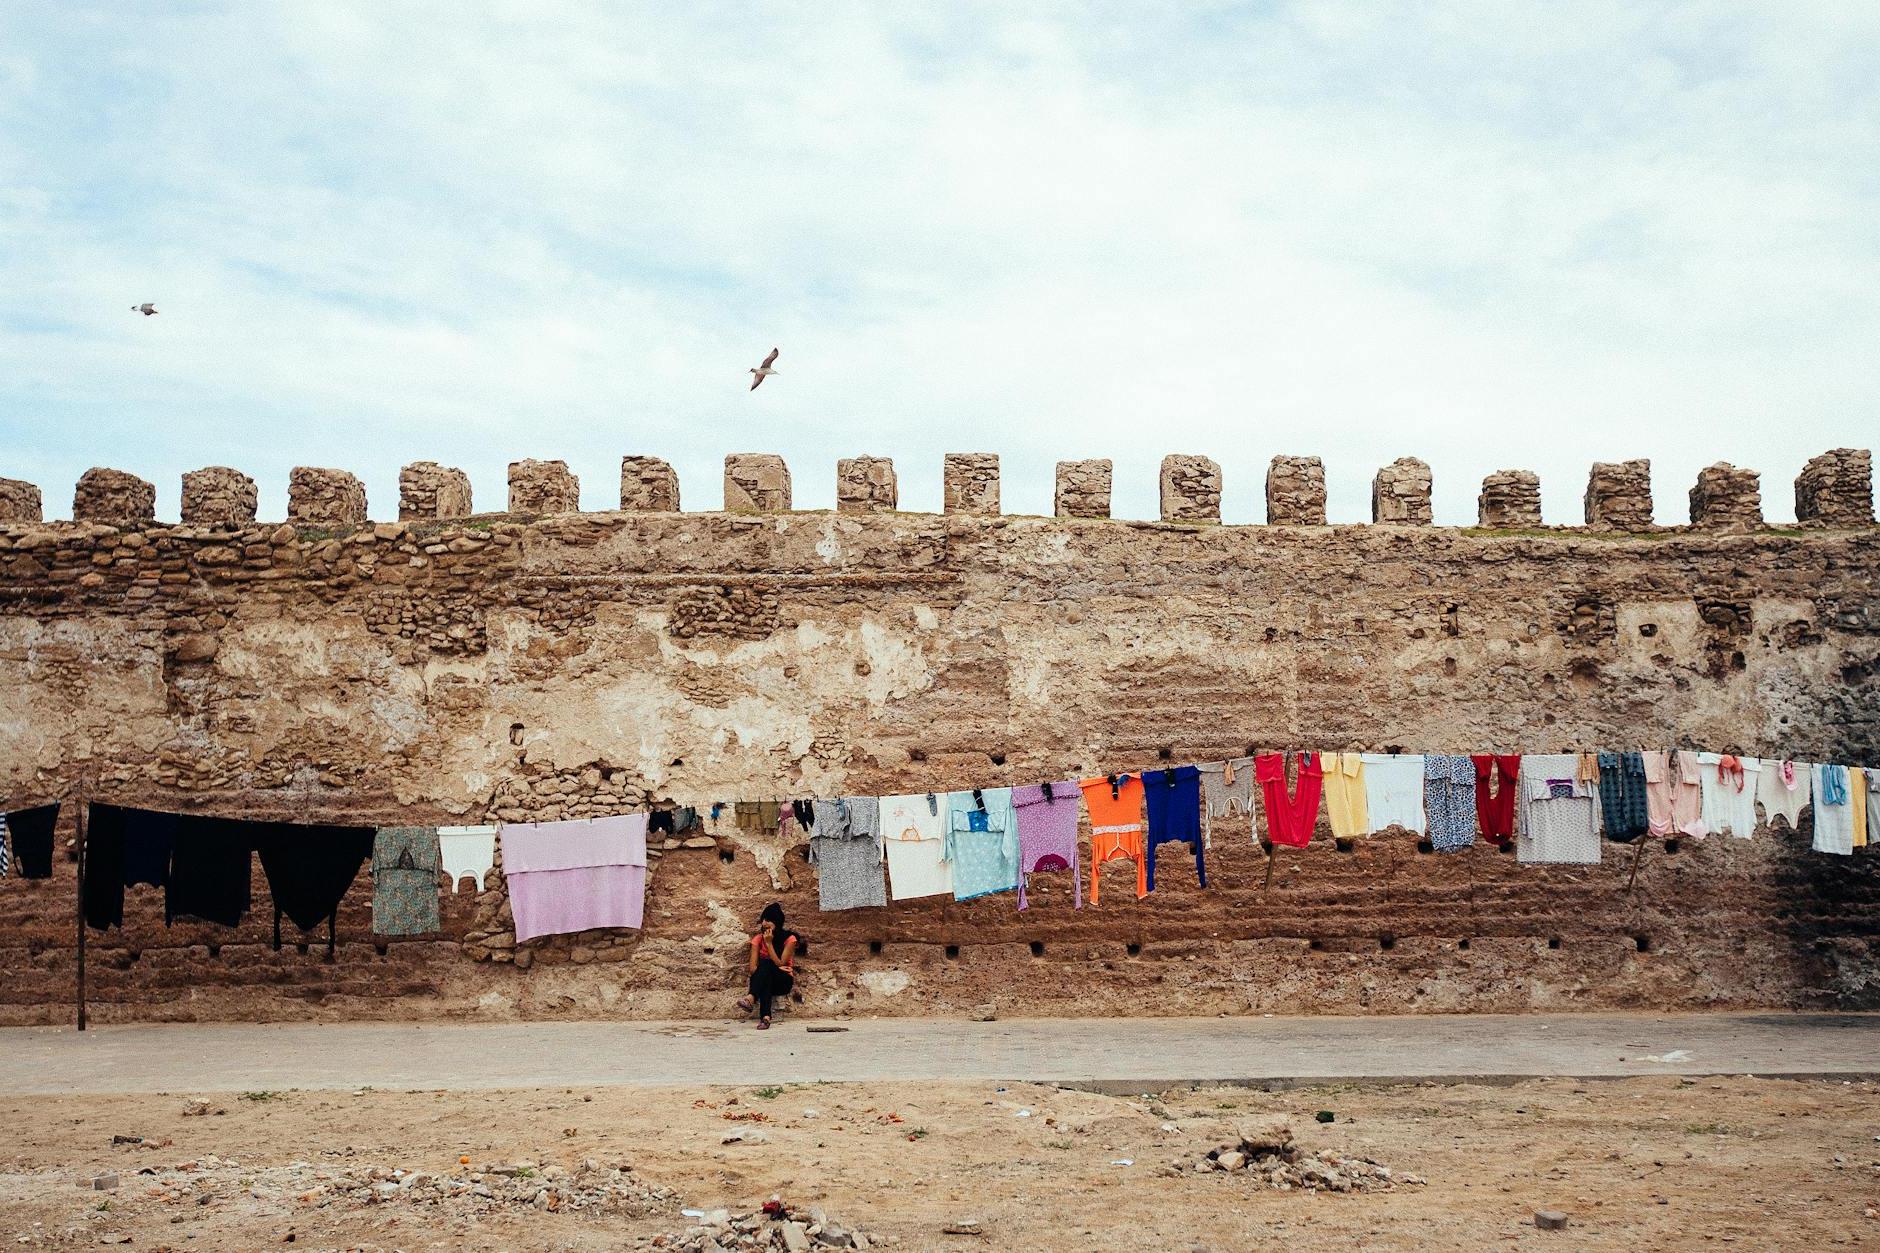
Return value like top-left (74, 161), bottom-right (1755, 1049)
top-left (1055, 459), bottom-right (1112, 518)
top-left (943, 453), bottom-right (1000, 515)
top-left (399, 461), bottom-right (473, 521)
top-left (1688, 462), bottom-right (1762, 530)
top-left (288, 466), bottom-right (367, 528)
top-left (73, 467), bottom-right (156, 525)
top-left (1266, 456), bottom-right (1326, 525)
top-left (180, 466), bottom-right (258, 527)
top-left (1583, 459), bottom-right (1653, 530)
top-left (1477, 470), bottom-right (1541, 528)
top-left (1371, 457), bottom-right (1433, 525)
top-left (619, 456), bottom-right (680, 511)
top-left (0, 477), bottom-right (42, 523)
top-left (507, 459), bottom-right (580, 515)
top-left (1159, 454), bottom-right (1222, 523)
top-left (836, 456), bottom-right (897, 513)
top-left (1794, 448), bottom-right (1874, 527)
top-left (724, 454), bottom-right (791, 512)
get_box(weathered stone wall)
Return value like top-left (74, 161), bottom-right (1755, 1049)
top-left (398, 461), bottom-right (473, 521)
top-left (0, 478), bottom-right (42, 523)
top-left (1478, 470), bottom-right (1542, 528)
top-left (619, 457), bottom-right (680, 512)
top-left (0, 451), bottom-right (1876, 1027)
top-left (1055, 460), bottom-right (1112, 519)
top-left (180, 467), bottom-right (258, 528)
top-left (942, 454), bottom-right (999, 515)
top-left (507, 459), bottom-right (580, 515)
top-left (1372, 458), bottom-right (1433, 525)
top-left (836, 457), bottom-right (898, 514)
top-left (1266, 456), bottom-right (1326, 525)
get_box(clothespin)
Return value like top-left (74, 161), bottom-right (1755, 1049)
top-left (971, 788), bottom-right (985, 812)
top-left (1042, 781), bottom-right (1055, 803)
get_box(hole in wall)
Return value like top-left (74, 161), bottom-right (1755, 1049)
top-left (1443, 657), bottom-right (1458, 677)
top-left (1029, 941), bottom-right (1045, 957)
top-left (1378, 933), bottom-right (1396, 951)
top-left (1634, 934), bottom-right (1652, 953)
top-left (910, 748), bottom-right (927, 762)
top-left (1663, 838), bottom-right (1680, 854)
top-left (1307, 939), bottom-right (1324, 952)
top-left (295, 942), bottom-right (309, 957)
top-left (1335, 837), bottom-right (1356, 854)
top-left (944, 945), bottom-right (960, 960)
top-left (374, 942), bottom-right (388, 957)
top-left (207, 944), bottom-right (221, 959)
top-left (1497, 841), bottom-right (1516, 855)
top-left (989, 753), bottom-right (1006, 766)
top-left (509, 723), bottom-right (524, 745)
top-left (1457, 939), bottom-right (1471, 951)
top-left (1639, 623), bottom-right (1657, 637)
top-left (1158, 746), bottom-right (1173, 761)
top-left (1416, 839), bottom-right (1434, 854)
top-left (1547, 936), bottom-right (1562, 950)
top-left (671, 758), bottom-right (683, 768)
top-left (868, 941), bottom-right (883, 956)
top-left (1126, 943), bottom-right (1142, 957)
top-left (718, 849), bottom-right (735, 864)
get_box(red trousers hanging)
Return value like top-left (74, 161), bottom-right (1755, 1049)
top-left (1470, 753), bottom-right (1521, 845)
top-left (1255, 752), bottom-right (1324, 848)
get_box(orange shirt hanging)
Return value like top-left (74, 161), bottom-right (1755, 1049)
top-left (1079, 774), bottom-right (1148, 906)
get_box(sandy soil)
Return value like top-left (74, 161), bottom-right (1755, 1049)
top-left (1, 1073), bottom-right (1876, 1251)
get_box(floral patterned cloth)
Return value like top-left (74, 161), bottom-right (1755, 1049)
top-left (372, 826), bottom-right (441, 936)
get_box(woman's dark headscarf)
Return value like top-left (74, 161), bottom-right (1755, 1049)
top-left (759, 902), bottom-right (798, 955)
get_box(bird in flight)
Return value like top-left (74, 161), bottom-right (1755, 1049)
top-left (748, 347), bottom-right (779, 390)
top-left (132, 303), bottom-right (158, 316)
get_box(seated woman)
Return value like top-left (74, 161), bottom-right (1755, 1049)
top-left (740, 902), bottom-right (799, 1030)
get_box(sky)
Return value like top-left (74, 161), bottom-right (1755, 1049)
top-left (1, 3), bottom-right (1876, 525)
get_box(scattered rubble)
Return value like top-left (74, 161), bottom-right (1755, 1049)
top-left (1160, 1122), bottom-right (1425, 1193)
top-left (73, 1153), bottom-right (679, 1224)
top-left (640, 1197), bottom-right (891, 1250)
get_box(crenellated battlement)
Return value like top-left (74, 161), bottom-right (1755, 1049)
top-left (0, 449), bottom-right (1872, 531)
top-left (2, 443), bottom-right (1878, 1027)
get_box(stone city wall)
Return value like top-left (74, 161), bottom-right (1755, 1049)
top-left (0, 449), bottom-right (1876, 1026)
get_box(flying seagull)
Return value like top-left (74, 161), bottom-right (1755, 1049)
top-left (132, 303), bottom-right (158, 316)
top-left (748, 347), bottom-right (779, 390)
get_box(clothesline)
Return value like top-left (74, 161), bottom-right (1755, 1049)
top-left (2, 749), bottom-right (1872, 939)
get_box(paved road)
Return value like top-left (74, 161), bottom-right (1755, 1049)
top-left (0, 1012), bottom-right (1872, 1096)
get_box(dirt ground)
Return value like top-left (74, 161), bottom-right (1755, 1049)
top-left (1, 1073), bottom-right (1876, 1251)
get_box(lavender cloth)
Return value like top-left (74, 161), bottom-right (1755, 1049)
top-left (501, 815), bottom-right (647, 872)
top-left (1013, 781), bottom-right (1082, 910)
top-left (500, 815), bottom-right (648, 943)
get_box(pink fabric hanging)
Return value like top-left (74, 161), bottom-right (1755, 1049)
top-left (500, 815), bottom-right (648, 943)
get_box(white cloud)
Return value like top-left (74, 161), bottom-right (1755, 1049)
top-left (0, 2), bottom-right (1874, 524)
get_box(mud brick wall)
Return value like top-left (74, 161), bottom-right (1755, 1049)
top-left (0, 452), bottom-right (1877, 1026)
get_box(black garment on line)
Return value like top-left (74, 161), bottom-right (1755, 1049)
top-left (82, 805), bottom-right (180, 931)
top-left (6, 803), bottom-right (60, 879)
top-left (254, 825), bottom-right (373, 945)
top-left (165, 817), bottom-right (253, 927)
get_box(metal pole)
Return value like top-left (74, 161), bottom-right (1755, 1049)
top-left (74, 794), bottom-right (88, 1032)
